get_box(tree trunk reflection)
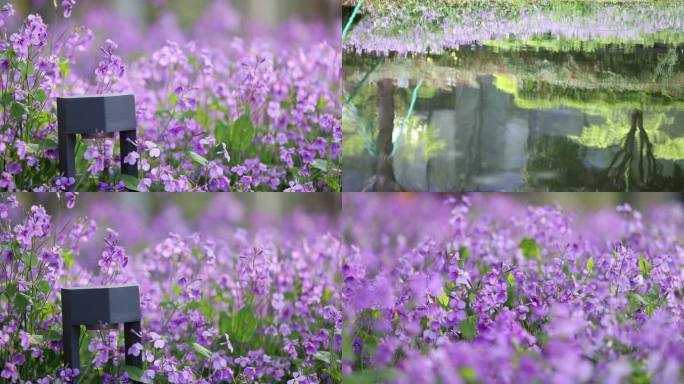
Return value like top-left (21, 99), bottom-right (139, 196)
top-left (607, 110), bottom-right (659, 190)
top-left (363, 78), bottom-right (401, 191)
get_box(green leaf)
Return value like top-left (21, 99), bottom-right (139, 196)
top-left (14, 292), bottom-right (32, 310)
top-left (519, 238), bottom-right (541, 260)
top-left (586, 256), bottom-right (594, 275)
top-left (1, 91), bottom-right (14, 106)
top-left (168, 93), bottom-right (178, 107)
top-left (459, 315), bottom-right (478, 340)
top-left (29, 334), bottom-right (43, 345)
top-left (125, 365), bottom-right (150, 383)
top-left (314, 350), bottom-right (332, 364)
top-left (10, 101), bottom-right (27, 120)
top-left (459, 366), bottom-right (477, 382)
top-left (62, 250), bottom-right (74, 270)
top-left (34, 89), bottom-right (47, 103)
top-left (5, 282), bottom-right (17, 298)
top-left (120, 175), bottom-right (139, 191)
top-left (458, 246), bottom-right (470, 268)
top-left (58, 59), bottom-right (70, 78)
top-left (40, 330), bottom-right (61, 342)
top-left (311, 159), bottom-right (334, 173)
top-left (21, 252), bottom-right (38, 266)
top-left (36, 281), bottom-right (50, 295)
top-left (24, 143), bottom-right (40, 155)
top-left (231, 306), bottom-right (257, 344)
top-left (197, 298), bottom-right (215, 319)
top-left (507, 272), bottom-right (516, 287)
top-left (316, 96), bottom-right (326, 110)
top-left (191, 342), bottom-right (212, 359)
top-left (562, 262), bottom-right (571, 278)
top-left (321, 287), bottom-right (333, 304)
top-left (189, 151), bottom-right (209, 167)
top-left (215, 120), bottom-right (230, 147)
top-left (35, 111), bottom-right (53, 127)
top-left (219, 311), bottom-right (232, 335)
top-left (230, 113), bottom-right (256, 152)
top-left (628, 292), bottom-right (647, 313)
top-left (638, 255), bottom-right (652, 276)
top-left (437, 291), bottom-right (450, 308)
top-left (504, 272), bottom-right (518, 308)
top-left (172, 284), bottom-right (182, 296)
top-left (20, 62), bottom-right (35, 77)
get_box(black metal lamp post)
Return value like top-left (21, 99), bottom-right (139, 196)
top-left (57, 94), bottom-right (138, 191)
top-left (61, 285), bottom-right (143, 383)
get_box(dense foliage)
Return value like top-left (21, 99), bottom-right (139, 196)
top-left (342, 194), bottom-right (684, 383)
top-left (0, 1), bottom-right (341, 191)
top-left (0, 194), bottom-right (342, 382)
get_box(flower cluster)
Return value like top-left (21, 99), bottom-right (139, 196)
top-left (0, 194), bottom-right (341, 383)
top-left (342, 193), bottom-right (684, 384)
top-left (10, 13), bottom-right (47, 61)
top-left (0, 0), bottom-right (341, 191)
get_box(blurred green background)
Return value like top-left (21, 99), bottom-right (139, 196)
top-left (508, 192), bottom-right (684, 211)
top-left (10, 193), bottom-right (683, 222)
top-left (15, 193), bottom-right (341, 220)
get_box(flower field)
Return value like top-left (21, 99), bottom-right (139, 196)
top-left (0, 193), bottom-right (342, 382)
top-left (342, 194), bottom-right (684, 383)
top-left (0, 1), bottom-right (341, 191)
top-left (2, 193), bottom-right (684, 383)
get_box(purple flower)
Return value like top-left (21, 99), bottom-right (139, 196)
top-left (145, 141), bottom-right (161, 158)
top-left (9, 14), bottom-right (47, 61)
top-left (62, 0), bottom-right (76, 18)
top-left (0, 4), bottom-right (15, 28)
top-left (65, 192), bottom-right (77, 209)
top-left (95, 39), bottom-right (125, 88)
top-left (207, 161), bottom-right (223, 179)
top-left (127, 342), bottom-right (143, 357)
top-left (97, 229), bottom-right (128, 282)
top-left (1, 362), bottom-right (18, 382)
top-left (123, 151), bottom-right (139, 165)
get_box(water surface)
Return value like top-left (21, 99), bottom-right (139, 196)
top-left (342, 1), bottom-right (684, 191)
top-left (343, 46), bottom-right (684, 191)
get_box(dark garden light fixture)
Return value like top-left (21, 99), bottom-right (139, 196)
top-left (57, 94), bottom-right (138, 190)
top-left (61, 285), bottom-right (143, 383)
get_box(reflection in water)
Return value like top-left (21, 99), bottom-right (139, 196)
top-left (606, 110), bottom-right (655, 190)
top-left (343, 48), bottom-right (684, 191)
top-left (344, 2), bottom-right (684, 56)
top-left (362, 79), bottom-right (401, 191)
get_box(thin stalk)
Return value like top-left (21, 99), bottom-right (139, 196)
top-left (345, 56), bottom-right (384, 105)
top-left (342, 0), bottom-right (364, 43)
